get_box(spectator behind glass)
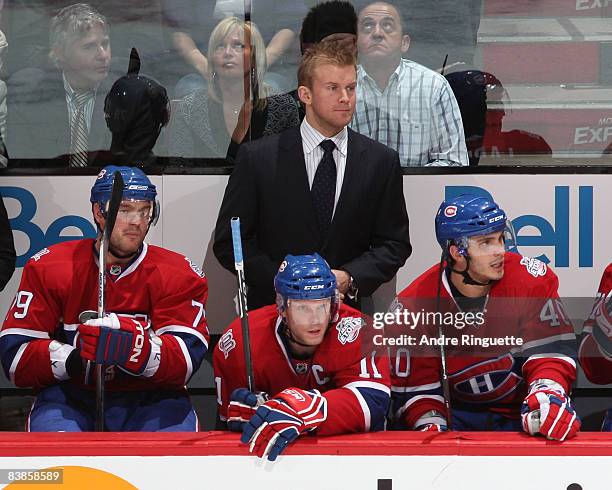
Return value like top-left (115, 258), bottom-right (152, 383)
top-left (104, 48), bottom-right (170, 168)
top-left (0, 195), bottom-right (16, 292)
top-left (446, 70), bottom-right (551, 166)
top-left (162, 0), bottom-right (306, 98)
top-left (351, 1), bottom-right (468, 167)
top-left (6, 3), bottom-right (112, 167)
top-left (169, 17), bottom-right (300, 166)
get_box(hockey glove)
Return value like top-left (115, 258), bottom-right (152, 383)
top-left (227, 388), bottom-right (269, 432)
top-left (241, 387), bottom-right (327, 461)
top-left (414, 411), bottom-right (448, 432)
top-left (78, 313), bottom-right (151, 376)
top-left (521, 379), bottom-right (581, 441)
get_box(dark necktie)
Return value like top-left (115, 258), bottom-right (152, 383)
top-left (311, 139), bottom-right (337, 240)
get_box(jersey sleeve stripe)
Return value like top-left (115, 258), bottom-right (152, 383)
top-left (174, 336), bottom-right (193, 384)
top-left (346, 386), bottom-right (371, 432)
top-left (395, 394), bottom-right (445, 420)
top-left (0, 329), bottom-right (50, 340)
top-left (391, 382), bottom-right (441, 393)
top-left (523, 353), bottom-right (577, 369)
top-left (9, 344), bottom-right (28, 384)
top-left (343, 380), bottom-right (391, 395)
top-left (62, 323), bottom-right (78, 331)
top-left (520, 333), bottom-right (577, 352)
top-left (156, 325), bottom-right (209, 349)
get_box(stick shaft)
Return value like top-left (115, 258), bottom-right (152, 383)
top-left (435, 248), bottom-right (453, 429)
top-left (94, 171), bottom-right (124, 431)
top-left (231, 217), bottom-right (255, 392)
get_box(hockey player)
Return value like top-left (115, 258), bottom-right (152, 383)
top-left (0, 166), bottom-right (209, 431)
top-left (389, 194), bottom-right (580, 440)
top-left (578, 263), bottom-right (612, 430)
top-left (214, 253), bottom-right (390, 461)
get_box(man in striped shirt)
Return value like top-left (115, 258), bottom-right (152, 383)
top-left (352, 1), bottom-right (468, 167)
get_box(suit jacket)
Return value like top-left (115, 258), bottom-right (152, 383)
top-left (6, 68), bottom-right (111, 167)
top-left (213, 126), bottom-right (412, 309)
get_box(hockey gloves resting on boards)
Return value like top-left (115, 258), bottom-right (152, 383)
top-left (414, 410), bottom-right (448, 432)
top-left (78, 313), bottom-right (151, 375)
top-left (521, 379), bottom-right (581, 441)
top-left (227, 388), bottom-right (269, 432)
top-left (240, 387), bottom-right (327, 461)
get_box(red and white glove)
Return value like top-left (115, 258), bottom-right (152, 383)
top-left (240, 387), bottom-right (327, 461)
top-left (78, 313), bottom-right (152, 376)
top-left (227, 388), bottom-right (269, 432)
top-left (414, 410), bottom-right (448, 432)
top-left (521, 379), bottom-right (581, 441)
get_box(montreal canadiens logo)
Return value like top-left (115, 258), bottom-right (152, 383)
top-left (444, 205), bottom-right (458, 218)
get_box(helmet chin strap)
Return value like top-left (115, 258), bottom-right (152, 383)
top-left (451, 255), bottom-right (492, 287)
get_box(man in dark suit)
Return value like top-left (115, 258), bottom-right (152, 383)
top-left (214, 39), bottom-right (411, 310)
top-left (6, 3), bottom-right (111, 167)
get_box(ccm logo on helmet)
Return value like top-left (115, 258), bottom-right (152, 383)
top-left (444, 205), bottom-right (457, 217)
top-left (489, 214), bottom-right (505, 223)
top-left (304, 284), bottom-right (324, 290)
top-left (127, 184), bottom-right (148, 191)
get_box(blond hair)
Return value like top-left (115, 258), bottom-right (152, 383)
top-left (298, 39), bottom-right (356, 89)
top-left (207, 17), bottom-right (268, 108)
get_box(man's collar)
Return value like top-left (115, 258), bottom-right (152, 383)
top-left (63, 73), bottom-right (98, 98)
top-left (357, 60), bottom-right (404, 89)
top-left (300, 117), bottom-right (348, 157)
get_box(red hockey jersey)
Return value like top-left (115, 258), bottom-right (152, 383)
top-left (390, 252), bottom-right (577, 428)
top-left (579, 263), bottom-right (612, 385)
top-left (1, 240), bottom-right (210, 391)
top-left (214, 304), bottom-right (390, 435)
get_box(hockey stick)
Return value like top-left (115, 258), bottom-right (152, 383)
top-left (435, 245), bottom-right (453, 430)
top-left (231, 217), bottom-right (255, 392)
top-left (93, 170), bottom-right (124, 431)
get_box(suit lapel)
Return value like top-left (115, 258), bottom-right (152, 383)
top-left (278, 127), bottom-right (319, 237)
top-left (329, 129), bottom-right (366, 238)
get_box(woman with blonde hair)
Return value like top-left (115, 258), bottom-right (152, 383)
top-left (170, 17), bottom-right (299, 164)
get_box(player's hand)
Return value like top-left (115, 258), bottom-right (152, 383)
top-left (521, 380), bottom-right (581, 441)
top-left (227, 388), bottom-right (269, 432)
top-left (413, 410), bottom-right (448, 432)
top-left (78, 313), bottom-right (151, 375)
top-left (240, 387), bottom-right (327, 461)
